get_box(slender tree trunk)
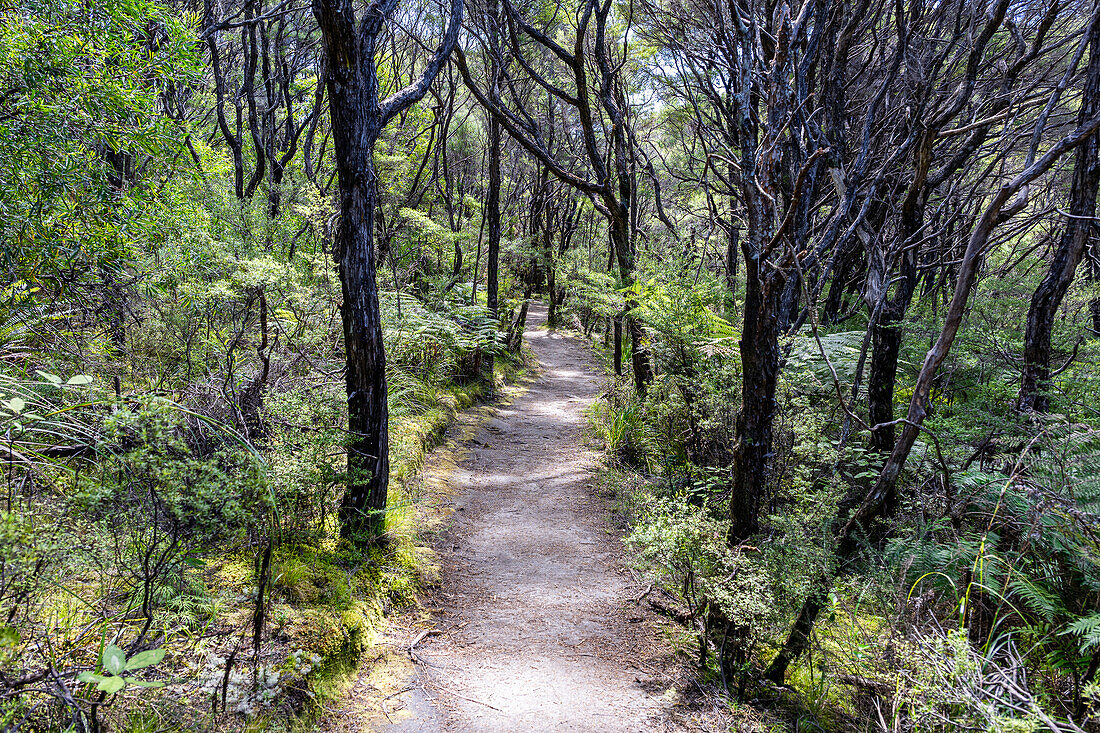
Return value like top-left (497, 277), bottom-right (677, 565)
top-left (627, 317), bottom-right (650, 392)
top-left (1091, 253), bottom-right (1100, 332)
top-left (867, 251), bottom-right (917, 454)
top-left (867, 129), bottom-right (931, 457)
top-left (314, 2), bottom-right (387, 541)
top-left (725, 225), bottom-right (739, 300)
top-left (334, 142), bottom-right (390, 541)
top-left (608, 217), bottom-right (652, 394)
top-left (822, 239), bottom-right (860, 324)
top-left (485, 116), bottom-right (501, 326)
top-left (544, 206), bottom-right (558, 327)
top-left (613, 317), bottom-right (623, 376)
top-left (778, 272), bottom-right (801, 333)
top-left (482, 0), bottom-right (502, 380)
top-left (1019, 13), bottom-right (1100, 412)
top-left (507, 297), bottom-right (529, 352)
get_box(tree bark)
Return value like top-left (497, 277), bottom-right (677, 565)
top-left (1091, 251), bottom-right (1100, 332)
top-left (867, 250), bottom-right (918, 454)
top-left (1019, 12), bottom-right (1100, 413)
top-left (609, 217), bottom-right (652, 395)
top-left (333, 137), bottom-right (390, 541)
top-left (482, 0), bottom-right (503, 380)
top-left (729, 250), bottom-right (784, 543)
top-left (543, 199), bottom-right (558, 327)
top-left (613, 316), bottom-right (623, 376)
top-left (725, 225), bottom-right (738, 299)
top-left (314, 0), bottom-right (463, 542)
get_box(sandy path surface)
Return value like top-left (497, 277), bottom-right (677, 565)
top-left (320, 303), bottom-right (700, 732)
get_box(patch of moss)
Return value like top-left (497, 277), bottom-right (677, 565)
top-left (269, 546), bottom-right (357, 608)
top-left (287, 602), bottom-right (376, 660)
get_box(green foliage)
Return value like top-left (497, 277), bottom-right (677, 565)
top-left (589, 378), bottom-right (656, 467)
top-left (78, 400), bottom-right (271, 538)
top-left (630, 498), bottom-right (773, 628)
top-left (1064, 612), bottom-right (1100, 653)
top-left (571, 270), bottom-right (625, 320)
top-left (786, 330), bottom-right (867, 390)
top-left (0, 0), bottom-right (199, 292)
top-left (891, 424), bottom-right (1100, 715)
top-left (382, 290), bottom-right (503, 388)
top-left (77, 645), bottom-right (167, 694)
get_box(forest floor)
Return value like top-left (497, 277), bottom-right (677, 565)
top-left (313, 303), bottom-right (722, 732)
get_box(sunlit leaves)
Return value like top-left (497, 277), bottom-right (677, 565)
top-left (76, 644), bottom-right (167, 694)
top-left (0, 0), bottom-right (200, 290)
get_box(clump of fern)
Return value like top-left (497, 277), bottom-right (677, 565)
top-left (891, 424), bottom-right (1100, 718)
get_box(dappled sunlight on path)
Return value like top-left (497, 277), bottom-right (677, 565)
top-left (319, 303), bottom-right (697, 733)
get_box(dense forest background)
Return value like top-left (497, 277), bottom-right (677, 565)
top-left (2, 0), bottom-right (1100, 729)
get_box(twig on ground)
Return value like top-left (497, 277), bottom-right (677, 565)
top-left (424, 682), bottom-right (502, 711)
top-left (408, 628), bottom-right (440, 658)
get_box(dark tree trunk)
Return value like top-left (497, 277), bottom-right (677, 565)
top-left (544, 206), bottom-right (558, 327)
top-left (729, 251), bottom-right (785, 543)
top-left (314, 0), bottom-right (462, 543)
top-left (867, 128), bottom-right (931, 455)
top-left (725, 225), bottom-right (739, 299)
top-left (451, 239), bottom-right (463, 281)
top-left (764, 585), bottom-right (826, 683)
top-left (482, 0), bottom-right (502, 379)
top-left (334, 147), bottom-right (390, 540)
top-left (485, 117), bottom-right (501, 322)
top-left (1091, 252), bottom-right (1100, 332)
top-left (102, 146), bottom-right (132, 348)
top-left (867, 313), bottom-right (902, 452)
top-left (317, 20), bottom-right (388, 540)
top-left (239, 288), bottom-right (271, 443)
top-left (609, 218), bottom-right (652, 394)
top-left (867, 251), bottom-right (917, 454)
top-left (778, 271), bottom-right (801, 333)
top-left (1019, 13), bottom-right (1100, 412)
top-left (627, 316), bottom-right (650, 394)
top-left (822, 238), bottom-right (861, 324)
top-left (613, 317), bottom-right (623, 376)
top-left (507, 298), bottom-right (529, 352)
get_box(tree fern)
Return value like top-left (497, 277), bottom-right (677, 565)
top-left (786, 329), bottom-right (866, 387)
top-left (1063, 612), bottom-right (1100, 653)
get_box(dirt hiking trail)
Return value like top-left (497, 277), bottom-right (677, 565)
top-left (318, 303), bottom-right (712, 732)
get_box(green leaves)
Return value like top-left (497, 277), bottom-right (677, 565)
top-left (125, 648), bottom-right (165, 670)
top-left (34, 370), bottom-right (92, 387)
top-left (0, 626), bottom-right (20, 647)
top-left (102, 644), bottom-right (125, 675)
top-left (76, 644), bottom-right (166, 694)
top-left (0, 0), bottom-right (201, 292)
top-left (35, 371), bottom-right (61, 385)
top-left (1064, 613), bottom-right (1100, 653)
top-left (786, 329), bottom-right (866, 387)
top-left (90, 674), bottom-right (127, 694)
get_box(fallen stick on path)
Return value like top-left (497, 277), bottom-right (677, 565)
top-left (425, 681), bottom-right (502, 712)
top-left (409, 628), bottom-right (440, 657)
